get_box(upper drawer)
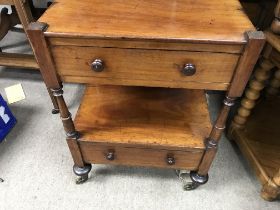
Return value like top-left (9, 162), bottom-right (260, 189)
top-left (51, 45), bottom-right (240, 90)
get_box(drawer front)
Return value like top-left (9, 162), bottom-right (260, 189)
top-left (79, 142), bottom-right (204, 170)
top-left (52, 46), bottom-right (240, 90)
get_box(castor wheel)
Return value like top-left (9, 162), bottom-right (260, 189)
top-left (73, 164), bottom-right (92, 184)
top-left (175, 170), bottom-right (208, 190)
top-left (51, 108), bottom-right (59, 114)
top-left (75, 174), bottom-right (89, 184)
top-left (183, 181), bottom-right (199, 191)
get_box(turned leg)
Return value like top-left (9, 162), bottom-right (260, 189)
top-left (27, 23), bottom-right (91, 184)
top-left (230, 58), bottom-right (274, 130)
top-left (266, 68), bottom-right (280, 96)
top-left (51, 87), bottom-right (91, 184)
top-left (47, 88), bottom-right (59, 114)
top-left (183, 96), bottom-right (236, 190)
top-left (261, 169), bottom-right (280, 201)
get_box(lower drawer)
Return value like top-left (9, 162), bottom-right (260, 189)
top-left (79, 142), bottom-right (204, 170)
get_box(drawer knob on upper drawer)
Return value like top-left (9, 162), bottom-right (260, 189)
top-left (166, 154), bottom-right (175, 165)
top-left (91, 59), bottom-right (104, 72)
top-left (106, 150), bottom-right (115, 161)
top-left (181, 63), bottom-right (196, 76)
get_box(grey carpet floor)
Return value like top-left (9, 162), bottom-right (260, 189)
top-left (0, 29), bottom-right (279, 210)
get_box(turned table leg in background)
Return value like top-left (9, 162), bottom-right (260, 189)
top-left (230, 57), bottom-right (274, 130)
top-left (266, 67), bottom-right (280, 96)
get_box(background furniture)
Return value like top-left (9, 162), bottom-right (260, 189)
top-left (0, 0), bottom-right (37, 68)
top-left (241, 0), bottom-right (278, 30)
top-left (0, 0), bottom-right (59, 113)
top-left (27, 0), bottom-right (264, 189)
top-left (229, 0), bottom-right (280, 201)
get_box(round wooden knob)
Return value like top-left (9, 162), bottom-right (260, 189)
top-left (106, 151), bottom-right (115, 161)
top-left (166, 155), bottom-right (175, 165)
top-left (91, 59), bottom-right (104, 72)
top-left (181, 63), bottom-right (196, 76)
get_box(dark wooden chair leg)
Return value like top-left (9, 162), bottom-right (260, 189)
top-left (47, 88), bottom-right (59, 114)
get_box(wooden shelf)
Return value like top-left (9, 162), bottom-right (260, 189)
top-left (232, 97), bottom-right (280, 184)
top-left (0, 53), bottom-right (38, 69)
top-left (0, 0), bottom-right (14, 5)
top-left (75, 86), bottom-right (211, 151)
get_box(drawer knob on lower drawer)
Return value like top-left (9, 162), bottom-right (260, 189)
top-left (106, 151), bottom-right (115, 161)
top-left (91, 59), bottom-right (104, 72)
top-left (182, 63), bottom-right (196, 76)
top-left (166, 154), bottom-right (175, 165)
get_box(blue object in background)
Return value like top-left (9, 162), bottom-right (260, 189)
top-left (0, 95), bottom-right (17, 142)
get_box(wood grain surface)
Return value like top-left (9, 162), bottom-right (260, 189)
top-left (48, 37), bottom-right (244, 53)
top-left (0, 52), bottom-right (38, 69)
top-left (231, 97), bottom-right (280, 183)
top-left (243, 98), bottom-right (280, 179)
top-left (51, 45), bottom-right (239, 89)
top-left (39, 0), bottom-right (254, 43)
top-left (79, 142), bottom-right (204, 169)
top-left (75, 86), bottom-right (211, 150)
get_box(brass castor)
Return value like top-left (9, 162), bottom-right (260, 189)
top-left (73, 164), bottom-right (92, 184)
top-left (175, 170), bottom-right (208, 190)
top-left (51, 108), bottom-right (59, 114)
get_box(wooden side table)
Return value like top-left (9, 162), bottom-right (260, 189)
top-left (229, 1), bottom-right (280, 201)
top-left (27, 0), bottom-right (264, 189)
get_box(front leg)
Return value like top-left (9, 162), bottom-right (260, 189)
top-left (51, 87), bottom-right (92, 184)
top-left (185, 96), bottom-right (236, 190)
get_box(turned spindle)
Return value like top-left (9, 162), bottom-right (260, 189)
top-left (232, 58), bottom-right (274, 128)
top-left (267, 68), bottom-right (280, 96)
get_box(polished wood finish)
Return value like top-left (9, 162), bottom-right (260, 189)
top-left (267, 67), bottom-right (280, 96)
top-left (80, 142), bottom-right (204, 169)
top-left (28, 0), bottom-right (264, 187)
top-left (198, 96), bottom-right (235, 175)
top-left (49, 37), bottom-right (244, 54)
top-left (75, 86), bottom-right (210, 150)
top-left (0, 52), bottom-right (38, 69)
top-left (39, 0), bottom-right (254, 43)
top-left (27, 22), bottom-right (61, 89)
top-left (0, 0), bottom-right (13, 5)
top-left (228, 31), bottom-right (265, 97)
top-left (52, 45), bottom-right (239, 90)
top-left (266, 30), bottom-right (280, 53)
top-left (231, 57), bottom-right (274, 128)
top-left (12, 0), bottom-right (33, 30)
top-left (75, 86), bottom-right (209, 169)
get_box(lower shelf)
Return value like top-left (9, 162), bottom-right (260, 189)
top-left (232, 97), bottom-right (280, 184)
top-left (75, 85), bottom-right (211, 169)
